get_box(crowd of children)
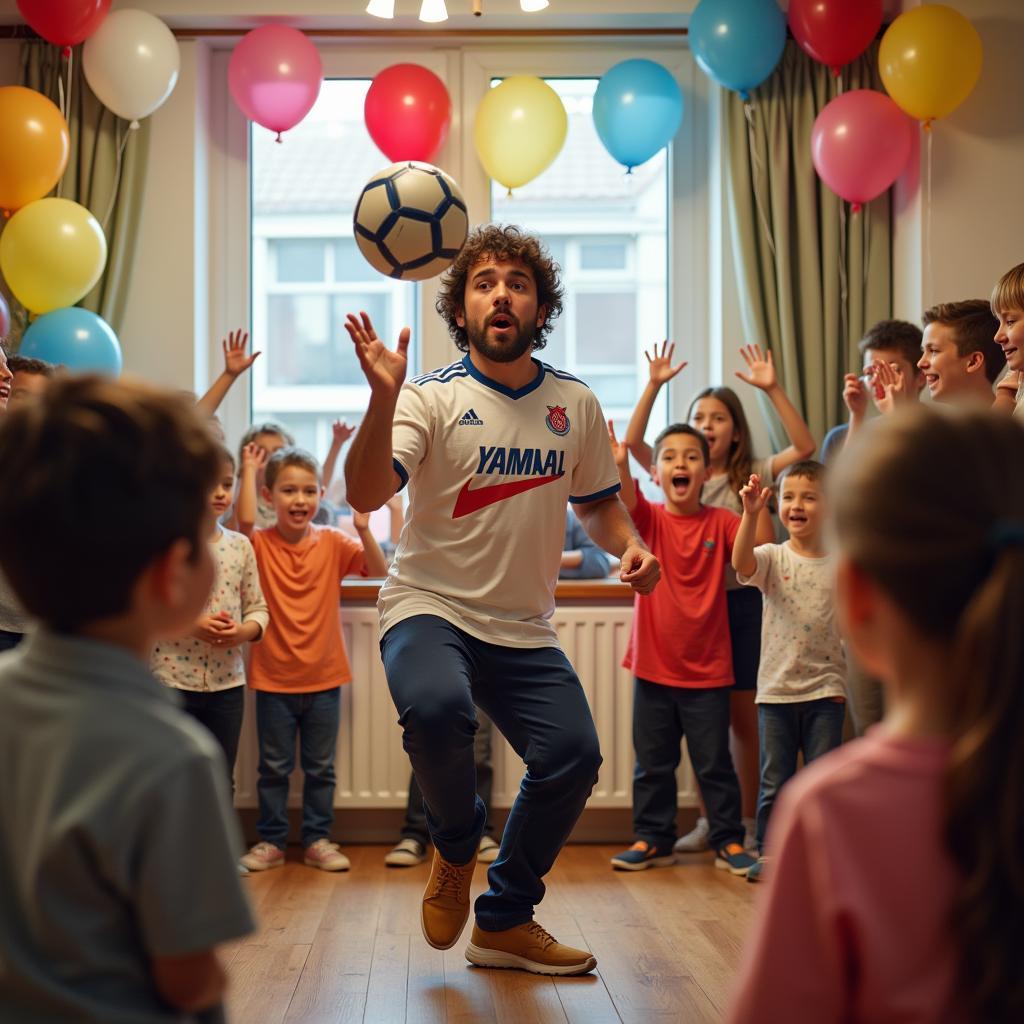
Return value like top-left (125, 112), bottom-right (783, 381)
top-left (1, 250), bottom-right (1023, 1019)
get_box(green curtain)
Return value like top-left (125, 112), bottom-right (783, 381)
top-left (10, 41), bottom-right (151, 341)
top-left (724, 41), bottom-right (893, 447)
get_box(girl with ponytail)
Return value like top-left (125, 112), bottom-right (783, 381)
top-left (729, 404), bottom-right (1024, 1023)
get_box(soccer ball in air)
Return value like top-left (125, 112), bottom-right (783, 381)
top-left (353, 161), bottom-right (469, 281)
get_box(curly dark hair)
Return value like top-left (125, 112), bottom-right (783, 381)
top-left (435, 224), bottom-right (564, 352)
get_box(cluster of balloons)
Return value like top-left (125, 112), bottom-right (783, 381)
top-left (228, 26), bottom-right (323, 142)
top-left (810, 3), bottom-right (982, 211)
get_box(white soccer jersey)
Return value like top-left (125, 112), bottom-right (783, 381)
top-left (379, 354), bottom-right (621, 647)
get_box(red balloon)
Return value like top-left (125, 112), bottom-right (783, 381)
top-left (365, 64), bottom-right (452, 163)
top-left (16, 0), bottom-right (110, 48)
top-left (789, 0), bottom-right (883, 75)
top-left (811, 90), bottom-right (914, 210)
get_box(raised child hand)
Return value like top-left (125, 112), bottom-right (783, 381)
top-left (608, 419), bottom-right (629, 469)
top-left (352, 509), bottom-right (372, 531)
top-left (241, 443), bottom-right (268, 472)
top-left (739, 473), bottom-right (771, 516)
top-left (332, 419), bottom-right (356, 446)
top-left (223, 329), bottom-right (260, 379)
top-left (735, 344), bottom-right (778, 391)
top-left (644, 341), bottom-right (687, 387)
top-left (842, 373), bottom-right (868, 417)
top-left (344, 311), bottom-right (409, 400)
top-left (870, 360), bottom-right (906, 415)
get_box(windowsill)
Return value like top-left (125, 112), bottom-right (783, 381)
top-left (341, 577), bottom-right (633, 603)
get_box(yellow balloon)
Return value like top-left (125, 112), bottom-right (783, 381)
top-left (474, 76), bottom-right (568, 192)
top-left (879, 4), bottom-right (982, 124)
top-left (0, 86), bottom-right (70, 212)
top-left (0, 198), bottom-right (108, 314)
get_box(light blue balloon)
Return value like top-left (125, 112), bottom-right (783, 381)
top-left (21, 307), bottom-right (122, 375)
top-left (593, 59), bottom-right (683, 171)
top-left (689, 0), bottom-right (786, 100)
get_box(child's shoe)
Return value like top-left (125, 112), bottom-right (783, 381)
top-left (673, 816), bottom-right (710, 853)
top-left (304, 838), bottom-right (351, 872)
top-left (465, 920), bottom-right (597, 976)
top-left (239, 841), bottom-right (285, 872)
top-left (384, 838), bottom-right (427, 867)
top-left (714, 842), bottom-right (757, 876)
top-left (477, 835), bottom-right (500, 864)
top-left (610, 840), bottom-right (676, 871)
top-left (746, 855), bottom-right (768, 883)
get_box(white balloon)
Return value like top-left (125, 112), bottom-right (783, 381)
top-left (82, 9), bottom-right (180, 125)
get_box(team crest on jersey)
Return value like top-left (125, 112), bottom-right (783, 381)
top-left (545, 405), bottom-right (570, 436)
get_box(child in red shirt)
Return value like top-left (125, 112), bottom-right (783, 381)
top-left (610, 422), bottom-right (754, 875)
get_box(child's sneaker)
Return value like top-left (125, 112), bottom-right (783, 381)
top-left (466, 921), bottom-right (597, 976)
top-left (384, 838), bottom-right (427, 867)
top-left (477, 835), bottom-right (500, 864)
top-left (610, 841), bottom-right (675, 871)
top-left (673, 816), bottom-right (710, 853)
top-left (304, 838), bottom-right (351, 872)
top-left (239, 841), bottom-right (285, 872)
top-left (746, 855), bottom-right (768, 883)
top-left (715, 842), bottom-right (757, 876)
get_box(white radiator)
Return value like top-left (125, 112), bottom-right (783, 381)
top-left (233, 603), bottom-right (698, 810)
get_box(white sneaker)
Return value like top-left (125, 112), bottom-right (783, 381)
top-left (239, 841), bottom-right (285, 872)
top-left (385, 837), bottom-right (426, 867)
top-left (673, 816), bottom-right (710, 853)
top-left (304, 838), bottom-right (351, 872)
top-left (477, 835), bottom-right (500, 863)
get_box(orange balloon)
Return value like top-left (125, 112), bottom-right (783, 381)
top-left (0, 86), bottom-right (70, 213)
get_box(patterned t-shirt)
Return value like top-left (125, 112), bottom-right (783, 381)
top-left (152, 528), bottom-right (269, 692)
top-left (737, 542), bottom-right (846, 703)
top-left (379, 354), bottom-right (621, 648)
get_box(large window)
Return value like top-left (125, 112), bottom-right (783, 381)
top-left (491, 78), bottom-right (670, 432)
top-left (250, 80), bottom-right (419, 459)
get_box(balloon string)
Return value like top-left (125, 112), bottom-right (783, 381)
top-left (839, 199), bottom-right (849, 361)
top-left (925, 124), bottom-right (933, 305)
top-left (57, 49), bottom-right (74, 199)
top-left (102, 121), bottom-right (131, 231)
top-left (744, 100), bottom-right (776, 260)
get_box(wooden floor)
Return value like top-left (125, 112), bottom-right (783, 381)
top-left (224, 844), bottom-right (757, 1023)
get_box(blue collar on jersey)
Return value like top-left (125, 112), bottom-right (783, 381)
top-left (461, 353), bottom-right (546, 400)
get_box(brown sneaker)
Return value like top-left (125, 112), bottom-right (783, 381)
top-left (465, 921), bottom-right (598, 976)
top-left (421, 847), bottom-right (477, 950)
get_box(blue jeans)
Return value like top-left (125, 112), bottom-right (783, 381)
top-left (180, 686), bottom-right (244, 796)
top-left (756, 699), bottom-right (845, 850)
top-left (632, 678), bottom-right (744, 850)
top-left (255, 688), bottom-right (340, 849)
top-left (380, 615), bottom-right (602, 932)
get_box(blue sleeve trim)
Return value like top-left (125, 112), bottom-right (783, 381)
top-left (569, 482), bottom-right (621, 505)
top-left (392, 458), bottom-right (409, 492)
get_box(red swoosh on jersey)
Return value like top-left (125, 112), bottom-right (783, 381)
top-left (452, 474), bottom-right (565, 519)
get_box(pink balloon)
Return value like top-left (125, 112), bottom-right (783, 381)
top-left (811, 90), bottom-right (914, 210)
top-left (228, 25), bottom-right (322, 141)
top-left (789, 0), bottom-right (883, 75)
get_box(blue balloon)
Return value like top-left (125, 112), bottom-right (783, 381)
top-left (593, 59), bottom-right (683, 171)
top-left (21, 307), bottom-right (122, 375)
top-left (689, 0), bottom-right (786, 100)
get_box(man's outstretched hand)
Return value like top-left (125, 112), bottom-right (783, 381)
top-left (344, 311), bottom-right (410, 402)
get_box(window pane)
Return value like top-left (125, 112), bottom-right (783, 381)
top-left (490, 78), bottom-right (668, 426)
top-left (575, 292), bottom-right (636, 365)
top-left (274, 239), bottom-right (327, 283)
top-left (252, 78), bottom-right (420, 453)
top-left (579, 241), bottom-right (627, 271)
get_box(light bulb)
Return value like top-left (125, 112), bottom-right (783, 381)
top-left (366, 0), bottom-right (395, 17)
top-left (419, 0), bottom-right (448, 21)
top-left (520, 0), bottom-right (549, 10)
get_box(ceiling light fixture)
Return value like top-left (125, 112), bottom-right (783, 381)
top-left (520, 0), bottom-right (550, 10)
top-left (418, 0), bottom-right (449, 22)
top-left (366, 0), bottom-right (396, 16)
top-left (366, 0), bottom-right (549, 21)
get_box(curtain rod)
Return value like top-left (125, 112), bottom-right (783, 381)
top-left (0, 25), bottom-right (687, 41)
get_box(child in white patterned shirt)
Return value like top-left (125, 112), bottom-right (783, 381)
top-left (731, 461), bottom-right (846, 882)
top-left (152, 444), bottom-right (269, 792)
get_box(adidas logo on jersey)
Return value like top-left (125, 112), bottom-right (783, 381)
top-left (458, 408), bottom-right (484, 426)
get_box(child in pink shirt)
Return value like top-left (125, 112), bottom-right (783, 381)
top-left (728, 405), bottom-right (1024, 1024)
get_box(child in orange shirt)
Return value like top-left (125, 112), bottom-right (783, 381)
top-left (238, 446), bottom-right (387, 872)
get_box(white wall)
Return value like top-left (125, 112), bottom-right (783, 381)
top-left (893, 0), bottom-right (1024, 318)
